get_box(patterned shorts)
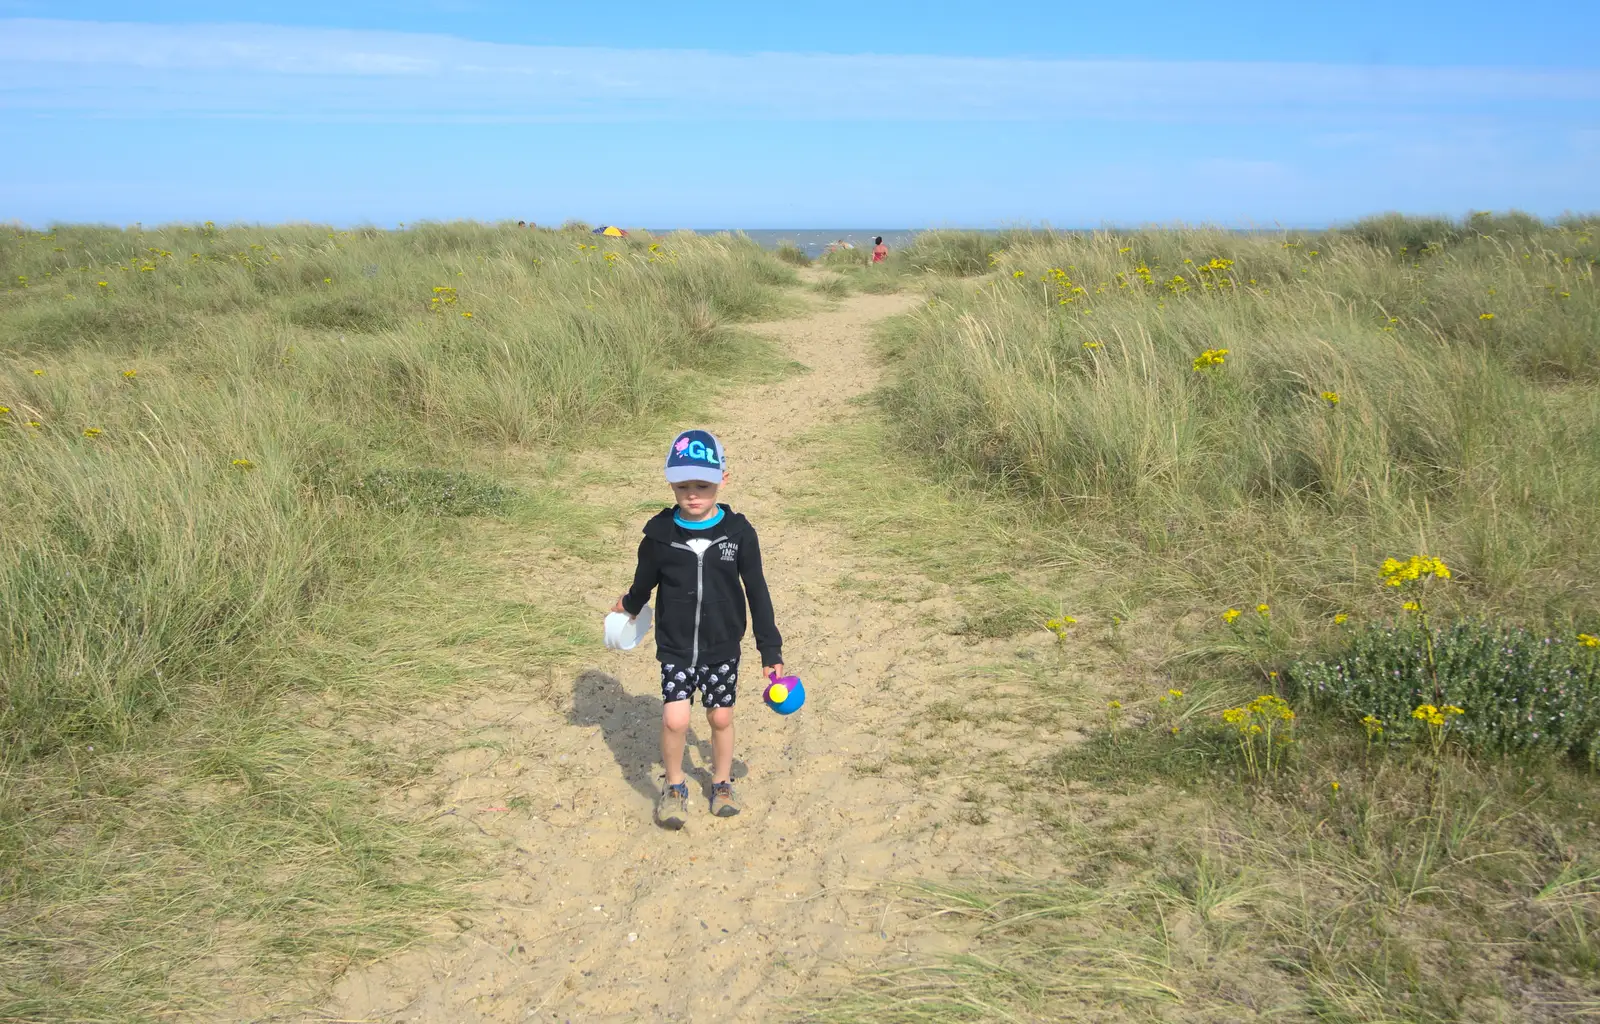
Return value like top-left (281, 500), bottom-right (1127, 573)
top-left (660, 658), bottom-right (740, 708)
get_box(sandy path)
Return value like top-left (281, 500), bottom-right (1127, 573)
top-left (318, 284), bottom-right (1060, 1022)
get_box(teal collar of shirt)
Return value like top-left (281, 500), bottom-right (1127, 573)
top-left (673, 506), bottom-right (726, 531)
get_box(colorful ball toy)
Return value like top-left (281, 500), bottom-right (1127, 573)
top-left (763, 674), bottom-right (806, 715)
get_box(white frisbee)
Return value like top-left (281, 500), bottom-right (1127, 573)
top-left (604, 604), bottom-right (653, 651)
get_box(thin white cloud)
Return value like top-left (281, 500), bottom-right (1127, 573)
top-left (2, 18), bottom-right (1599, 123)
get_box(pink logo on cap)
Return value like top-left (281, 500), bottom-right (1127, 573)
top-left (674, 437), bottom-right (691, 452)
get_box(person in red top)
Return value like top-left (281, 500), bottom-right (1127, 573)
top-left (872, 236), bottom-right (888, 263)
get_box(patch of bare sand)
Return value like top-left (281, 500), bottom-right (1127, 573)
top-left (314, 286), bottom-right (1074, 1022)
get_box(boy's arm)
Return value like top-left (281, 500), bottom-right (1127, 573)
top-left (738, 527), bottom-right (783, 667)
top-left (620, 537), bottom-right (658, 616)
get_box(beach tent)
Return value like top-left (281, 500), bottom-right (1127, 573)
top-left (592, 225), bottom-right (628, 237)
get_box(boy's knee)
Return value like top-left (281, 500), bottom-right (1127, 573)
top-left (662, 701), bottom-right (691, 732)
top-left (706, 706), bottom-right (733, 730)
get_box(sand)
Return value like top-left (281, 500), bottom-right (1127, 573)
top-left (317, 279), bottom-right (1066, 1022)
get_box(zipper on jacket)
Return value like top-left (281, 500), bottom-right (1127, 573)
top-left (670, 534), bottom-right (729, 670)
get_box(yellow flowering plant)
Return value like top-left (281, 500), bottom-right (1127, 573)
top-left (1412, 702), bottom-right (1465, 757)
top-left (1220, 694), bottom-right (1296, 781)
top-left (1156, 688), bottom-right (1186, 735)
top-left (1105, 699), bottom-right (1124, 747)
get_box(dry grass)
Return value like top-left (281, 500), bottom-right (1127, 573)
top-left (0, 221), bottom-right (794, 1020)
top-left (788, 216), bottom-right (1600, 1020)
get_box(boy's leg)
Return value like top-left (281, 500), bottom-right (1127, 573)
top-left (661, 699), bottom-right (691, 786)
top-left (706, 705), bottom-right (734, 783)
top-left (701, 658), bottom-right (739, 783)
top-left (659, 662), bottom-right (694, 787)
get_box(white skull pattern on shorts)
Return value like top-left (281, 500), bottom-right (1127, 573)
top-left (659, 658), bottom-right (741, 707)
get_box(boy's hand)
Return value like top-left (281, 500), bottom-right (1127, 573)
top-left (764, 663), bottom-right (784, 680)
top-left (611, 595), bottom-right (630, 617)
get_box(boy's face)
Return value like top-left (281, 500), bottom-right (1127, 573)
top-left (671, 479), bottom-right (721, 519)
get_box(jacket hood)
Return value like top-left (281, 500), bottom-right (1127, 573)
top-left (642, 503), bottom-right (744, 541)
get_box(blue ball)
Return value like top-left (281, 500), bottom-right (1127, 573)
top-left (764, 677), bottom-right (806, 715)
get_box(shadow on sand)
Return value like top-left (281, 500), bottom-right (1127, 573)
top-left (570, 669), bottom-right (747, 808)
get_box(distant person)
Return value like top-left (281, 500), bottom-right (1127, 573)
top-left (611, 429), bottom-right (785, 828)
top-left (517, 220), bottom-right (526, 228)
top-left (872, 236), bottom-right (888, 263)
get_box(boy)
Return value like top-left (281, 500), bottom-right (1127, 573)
top-left (612, 429), bottom-right (783, 829)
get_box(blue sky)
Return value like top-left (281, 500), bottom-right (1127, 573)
top-left (2, 2), bottom-right (1597, 228)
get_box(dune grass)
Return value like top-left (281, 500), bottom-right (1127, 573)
top-left (0, 221), bottom-right (794, 1020)
top-left (878, 215), bottom-right (1600, 635)
top-left (795, 214), bottom-right (1600, 1021)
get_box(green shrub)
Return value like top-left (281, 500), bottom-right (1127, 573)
top-left (1291, 621), bottom-right (1600, 762)
top-left (774, 240), bottom-right (810, 266)
top-left (819, 245), bottom-right (868, 268)
top-left (901, 230), bottom-right (993, 275)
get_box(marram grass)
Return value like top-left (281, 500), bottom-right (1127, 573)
top-left (876, 216), bottom-right (1600, 636)
top-left (797, 215), bottom-right (1600, 1023)
top-left (0, 221), bottom-right (793, 1020)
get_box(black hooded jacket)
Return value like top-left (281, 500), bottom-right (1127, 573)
top-left (620, 505), bottom-right (783, 668)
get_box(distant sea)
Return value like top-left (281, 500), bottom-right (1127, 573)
top-left (664, 229), bottom-right (920, 255)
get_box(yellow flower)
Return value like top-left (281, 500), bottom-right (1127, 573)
top-left (323, 277), bottom-right (332, 284)
top-left (1330, 780), bottom-right (1340, 793)
top-left (1222, 608), bottom-right (1241, 624)
top-left (231, 458), bottom-right (255, 470)
top-left (1334, 613), bottom-right (1348, 625)
top-left (1381, 554), bottom-right (1451, 587)
top-left (122, 369), bottom-right (137, 379)
top-left (26, 420), bottom-right (40, 428)
top-left (1256, 603), bottom-right (1270, 616)
top-left (1403, 600), bottom-right (1420, 611)
top-left (1192, 348), bottom-right (1229, 371)
top-left (83, 427), bottom-right (102, 437)
top-left (1167, 689), bottom-right (1183, 699)
top-left (1321, 390), bottom-right (1340, 405)
top-left (1044, 616), bottom-right (1077, 639)
top-left (1108, 700), bottom-right (1122, 710)
top-left (1361, 714), bottom-right (1384, 737)
top-left (1083, 341), bottom-right (1102, 350)
top-left (1247, 694), bottom-right (1294, 720)
top-left (97, 281), bottom-right (108, 287)
top-left (32, 369), bottom-right (44, 375)
top-left (0, 406), bottom-right (8, 416)
top-left (461, 311), bottom-right (474, 318)
top-left (1479, 312), bottom-right (1496, 320)
top-left (1577, 633), bottom-right (1599, 648)
top-left (1012, 269), bottom-right (1026, 278)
